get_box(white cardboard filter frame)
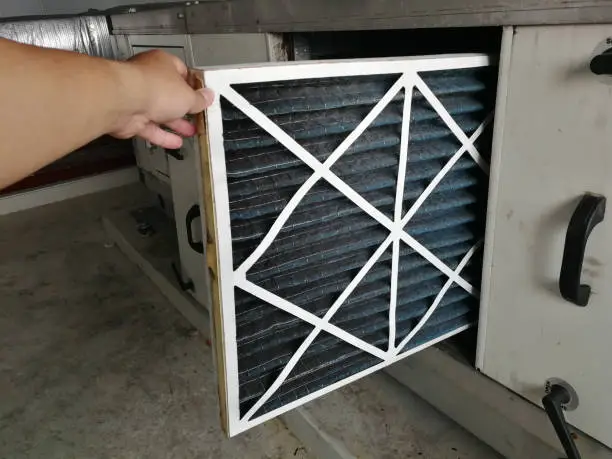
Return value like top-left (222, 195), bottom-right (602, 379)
top-left (199, 55), bottom-right (493, 436)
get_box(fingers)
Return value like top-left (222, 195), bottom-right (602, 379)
top-left (139, 122), bottom-right (183, 149)
top-left (189, 88), bottom-right (215, 114)
top-left (132, 49), bottom-right (189, 79)
top-left (165, 118), bottom-right (196, 137)
top-left (172, 56), bottom-right (189, 79)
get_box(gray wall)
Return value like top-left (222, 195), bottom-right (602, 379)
top-left (0, 0), bottom-right (171, 18)
top-left (0, 0), bottom-right (43, 17)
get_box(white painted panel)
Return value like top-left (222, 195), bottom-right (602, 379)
top-left (168, 138), bottom-right (210, 309)
top-left (132, 138), bottom-right (169, 183)
top-left (480, 24), bottom-right (612, 448)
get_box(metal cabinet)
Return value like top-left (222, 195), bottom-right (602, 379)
top-left (166, 137), bottom-right (211, 307)
top-left (124, 36), bottom-right (193, 184)
top-left (479, 25), bottom-right (612, 450)
top-left (113, 23), bottom-right (612, 453)
top-left (124, 35), bottom-right (207, 305)
top-left (117, 33), bottom-right (288, 309)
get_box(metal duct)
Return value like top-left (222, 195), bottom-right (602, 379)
top-left (0, 15), bottom-right (115, 58)
top-left (0, 15), bottom-right (130, 195)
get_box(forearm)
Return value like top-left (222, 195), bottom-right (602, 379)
top-left (0, 39), bottom-right (141, 189)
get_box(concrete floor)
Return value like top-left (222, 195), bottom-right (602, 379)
top-left (0, 185), bottom-right (499, 459)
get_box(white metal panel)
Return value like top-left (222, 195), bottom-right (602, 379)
top-left (132, 138), bottom-right (169, 183)
top-left (386, 346), bottom-right (612, 459)
top-left (168, 138), bottom-right (211, 309)
top-left (476, 26), bottom-right (514, 366)
top-left (479, 24), bottom-right (612, 448)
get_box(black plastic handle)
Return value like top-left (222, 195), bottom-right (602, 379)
top-left (542, 385), bottom-right (581, 459)
top-left (590, 49), bottom-right (612, 75)
top-left (165, 148), bottom-right (184, 160)
top-left (186, 204), bottom-right (204, 254)
top-left (559, 194), bottom-right (606, 306)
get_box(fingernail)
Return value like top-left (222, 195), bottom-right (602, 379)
top-left (199, 87), bottom-right (215, 105)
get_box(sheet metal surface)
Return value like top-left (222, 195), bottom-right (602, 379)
top-left (0, 15), bottom-right (115, 58)
top-left (110, 0), bottom-right (612, 34)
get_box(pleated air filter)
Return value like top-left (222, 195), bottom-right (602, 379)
top-left (199, 56), bottom-right (497, 435)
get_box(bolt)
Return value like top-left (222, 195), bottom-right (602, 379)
top-left (177, 12), bottom-right (185, 19)
top-left (137, 222), bottom-right (154, 237)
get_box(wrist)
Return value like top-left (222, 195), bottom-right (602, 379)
top-left (106, 59), bottom-right (148, 133)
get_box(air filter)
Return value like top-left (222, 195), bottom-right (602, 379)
top-left (197, 56), bottom-right (497, 435)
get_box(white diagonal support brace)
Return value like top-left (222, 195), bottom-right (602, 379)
top-left (227, 75), bottom-right (408, 277)
top-left (235, 73), bottom-right (488, 421)
top-left (400, 116), bottom-right (492, 227)
top-left (238, 279), bottom-right (388, 361)
top-left (393, 240), bottom-right (483, 355)
top-left (388, 77), bottom-right (415, 352)
top-left (415, 74), bottom-right (489, 174)
top-left (240, 234), bottom-right (394, 421)
top-left (220, 80), bottom-right (478, 297)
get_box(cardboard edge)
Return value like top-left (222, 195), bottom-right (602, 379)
top-left (189, 69), bottom-right (230, 436)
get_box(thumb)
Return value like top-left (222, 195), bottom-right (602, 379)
top-left (189, 88), bottom-right (215, 114)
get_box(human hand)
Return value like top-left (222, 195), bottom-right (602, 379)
top-left (110, 50), bottom-right (214, 149)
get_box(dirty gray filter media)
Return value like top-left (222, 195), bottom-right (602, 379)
top-left (219, 67), bottom-right (497, 419)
